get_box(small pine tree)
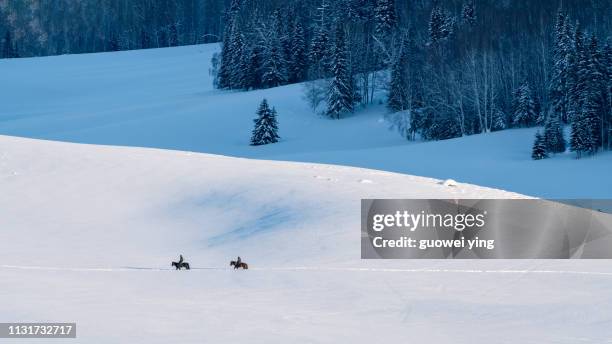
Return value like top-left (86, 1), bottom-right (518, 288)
top-left (491, 108), bottom-right (506, 131)
top-left (532, 131), bottom-right (548, 160)
top-left (251, 99), bottom-right (280, 146)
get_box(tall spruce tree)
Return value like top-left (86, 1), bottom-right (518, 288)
top-left (228, 23), bottom-right (245, 89)
top-left (261, 22), bottom-right (288, 88)
top-left (217, 0), bottom-right (242, 89)
top-left (326, 23), bottom-right (353, 119)
top-left (388, 35), bottom-right (409, 112)
top-left (289, 21), bottom-right (307, 83)
top-left (549, 11), bottom-right (572, 123)
top-left (251, 99), bottom-right (280, 146)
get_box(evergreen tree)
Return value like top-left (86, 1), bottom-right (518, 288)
top-left (388, 35), bottom-right (409, 112)
top-left (543, 111), bottom-right (566, 153)
top-left (326, 23), bottom-right (354, 119)
top-left (374, 0), bottom-right (397, 37)
top-left (513, 82), bottom-right (537, 127)
top-left (243, 42), bottom-right (264, 90)
top-left (228, 23), bottom-right (245, 89)
top-left (217, 0), bottom-right (242, 89)
top-left (567, 22), bottom-right (586, 124)
top-left (549, 11), bottom-right (572, 123)
top-left (250, 99), bottom-right (280, 146)
top-left (289, 21), bottom-right (307, 83)
top-left (461, 1), bottom-right (476, 27)
top-left (491, 108), bottom-right (506, 131)
top-left (428, 5), bottom-right (451, 45)
top-left (309, 23), bottom-right (330, 76)
top-left (532, 131), bottom-right (548, 160)
top-left (261, 23), bottom-right (288, 88)
top-left (570, 111), bottom-right (591, 158)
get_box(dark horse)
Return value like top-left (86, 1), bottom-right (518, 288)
top-left (172, 261), bottom-right (190, 270)
top-left (230, 261), bottom-right (248, 270)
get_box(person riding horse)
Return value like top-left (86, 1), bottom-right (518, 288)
top-left (235, 256), bottom-right (241, 267)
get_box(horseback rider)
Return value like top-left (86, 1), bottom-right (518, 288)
top-left (236, 256), bottom-right (241, 267)
top-left (178, 254), bottom-right (184, 265)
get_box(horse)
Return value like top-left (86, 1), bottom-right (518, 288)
top-left (172, 261), bottom-right (190, 270)
top-left (230, 260), bottom-right (248, 270)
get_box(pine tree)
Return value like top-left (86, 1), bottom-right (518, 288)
top-left (374, 0), bottom-right (397, 37)
top-left (532, 131), bottom-right (548, 160)
top-left (261, 24), bottom-right (288, 88)
top-left (217, 0), bottom-right (242, 89)
top-left (513, 82), bottom-right (537, 127)
top-left (428, 5), bottom-right (451, 45)
top-left (243, 42), bottom-right (263, 90)
top-left (549, 11), bottom-right (572, 123)
top-left (491, 108), bottom-right (506, 131)
top-left (217, 23), bottom-right (233, 89)
top-left (388, 35), bottom-right (409, 112)
top-left (228, 23), bottom-right (245, 89)
top-left (326, 23), bottom-right (354, 119)
top-left (570, 111), bottom-right (591, 158)
top-left (461, 1), bottom-right (476, 27)
top-left (289, 21), bottom-right (307, 83)
top-left (543, 111), bottom-right (566, 153)
top-left (250, 99), bottom-right (280, 146)
top-left (567, 22), bottom-right (586, 124)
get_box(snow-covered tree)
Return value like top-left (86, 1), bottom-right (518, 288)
top-left (388, 35), bottom-right (409, 112)
top-left (491, 108), bottom-right (506, 131)
top-left (461, 1), bottom-right (476, 27)
top-left (513, 82), bottom-right (537, 127)
top-left (532, 131), bottom-right (548, 160)
top-left (251, 99), bottom-right (280, 146)
top-left (326, 23), bottom-right (354, 119)
top-left (548, 11), bottom-right (573, 123)
top-left (374, 0), bottom-right (397, 37)
top-left (229, 23), bottom-right (246, 89)
top-left (289, 21), bottom-right (307, 83)
top-left (543, 111), bottom-right (566, 153)
top-left (428, 5), bottom-right (452, 45)
top-left (261, 21), bottom-right (288, 88)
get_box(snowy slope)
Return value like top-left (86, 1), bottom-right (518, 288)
top-left (2, 135), bottom-right (612, 344)
top-left (1, 44), bottom-right (610, 198)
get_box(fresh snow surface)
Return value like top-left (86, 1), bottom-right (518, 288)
top-left (1, 136), bottom-right (612, 344)
top-left (1, 44), bottom-right (612, 343)
top-left (0, 43), bottom-right (610, 198)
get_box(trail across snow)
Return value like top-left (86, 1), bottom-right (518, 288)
top-left (5, 264), bottom-right (612, 276)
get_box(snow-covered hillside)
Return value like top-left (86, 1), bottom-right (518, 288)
top-left (2, 135), bottom-right (612, 344)
top-left (1, 44), bottom-right (610, 198)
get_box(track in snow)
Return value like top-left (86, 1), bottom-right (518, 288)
top-left (3, 264), bottom-right (612, 276)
